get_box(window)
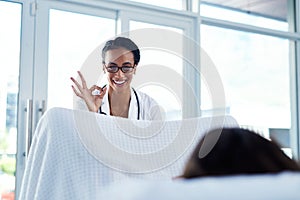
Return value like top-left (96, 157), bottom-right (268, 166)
top-left (200, 3), bottom-right (294, 157)
top-left (0, 1), bottom-right (21, 199)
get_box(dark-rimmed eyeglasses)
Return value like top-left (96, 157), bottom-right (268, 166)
top-left (105, 65), bottom-right (135, 73)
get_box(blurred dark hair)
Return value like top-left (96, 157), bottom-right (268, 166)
top-left (181, 128), bottom-right (300, 179)
top-left (102, 37), bottom-right (140, 65)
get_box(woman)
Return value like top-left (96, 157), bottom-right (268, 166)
top-left (180, 127), bottom-right (300, 179)
top-left (71, 37), bottom-right (162, 120)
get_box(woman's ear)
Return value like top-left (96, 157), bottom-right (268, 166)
top-left (133, 64), bottom-right (137, 74)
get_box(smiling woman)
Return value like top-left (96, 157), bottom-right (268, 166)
top-left (71, 37), bottom-right (163, 120)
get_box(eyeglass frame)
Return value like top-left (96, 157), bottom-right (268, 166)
top-left (103, 63), bottom-right (136, 73)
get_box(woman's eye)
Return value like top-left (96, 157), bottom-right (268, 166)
top-left (108, 66), bottom-right (117, 70)
top-left (122, 67), bottom-right (133, 72)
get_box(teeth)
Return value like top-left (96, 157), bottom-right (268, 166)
top-left (114, 80), bottom-right (126, 85)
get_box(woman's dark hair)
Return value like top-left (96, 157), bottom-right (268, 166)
top-left (101, 37), bottom-right (140, 65)
top-left (182, 128), bottom-right (300, 179)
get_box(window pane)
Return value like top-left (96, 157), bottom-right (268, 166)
top-left (130, 21), bottom-right (184, 120)
top-left (48, 9), bottom-right (115, 109)
top-left (201, 24), bottom-right (291, 155)
top-left (0, 1), bottom-right (21, 199)
top-left (200, 2), bottom-right (290, 31)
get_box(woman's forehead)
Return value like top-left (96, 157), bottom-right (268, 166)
top-left (105, 48), bottom-right (134, 63)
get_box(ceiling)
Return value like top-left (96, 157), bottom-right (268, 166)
top-left (201, 0), bottom-right (288, 21)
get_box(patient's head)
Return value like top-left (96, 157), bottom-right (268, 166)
top-left (181, 128), bottom-right (300, 179)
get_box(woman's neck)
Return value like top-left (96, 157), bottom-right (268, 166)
top-left (108, 87), bottom-right (131, 118)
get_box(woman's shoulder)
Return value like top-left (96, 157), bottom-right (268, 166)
top-left (134, 89), bottom-right (158, 105)
top-left (134, 89), bottom-right (163, 120)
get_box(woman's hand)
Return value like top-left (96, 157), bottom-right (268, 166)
top-left (71, 71), bottom-right (107, 112)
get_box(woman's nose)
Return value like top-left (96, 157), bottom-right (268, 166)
top-left (115, 69), bottom-right (125, 77)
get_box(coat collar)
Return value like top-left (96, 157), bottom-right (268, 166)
top-left (100, 87), bottom-right (139, 119)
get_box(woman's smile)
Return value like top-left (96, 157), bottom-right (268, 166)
top-left (113, 79), bottom-right (126, 86)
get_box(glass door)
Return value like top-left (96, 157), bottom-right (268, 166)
top-left (47, 9), bottom-right (116, 109)
top-left (14, 1), bottom-right (117, 198)
top-left (120, 11), bottom-right (199, 120)
top-left (129, 21), bottom-right (184, 120)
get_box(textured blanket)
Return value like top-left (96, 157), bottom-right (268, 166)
top-left (19, 107), bottom-right (238, 200)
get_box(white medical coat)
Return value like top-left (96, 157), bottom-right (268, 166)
top-left (100, 88), bottom-right (162, 120)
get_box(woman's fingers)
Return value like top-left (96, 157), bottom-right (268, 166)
top-left (89, 85), bottom-right (101, 92)
top-left (99, 86), bottom-right (107, 98)
top-left (71, 85), bottom-right (82, 98)
top-left (70, 71), bottom-right (90, 94)
top-left (90, 85), bottom-right (107, 98)
top-left (70, 71), bottom-right (101, 112)
top-left (77, 71), bottom-right (88, 89)
top-left (70, 76), bottom-right (83, 92)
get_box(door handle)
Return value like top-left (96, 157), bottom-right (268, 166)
top-left (38, 100), bottom-right (46, 115)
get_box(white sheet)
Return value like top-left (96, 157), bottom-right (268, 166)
top-left (18, 107), bottom-right (239, 200)
top-left (99, 172), bottom-right (300, 200)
